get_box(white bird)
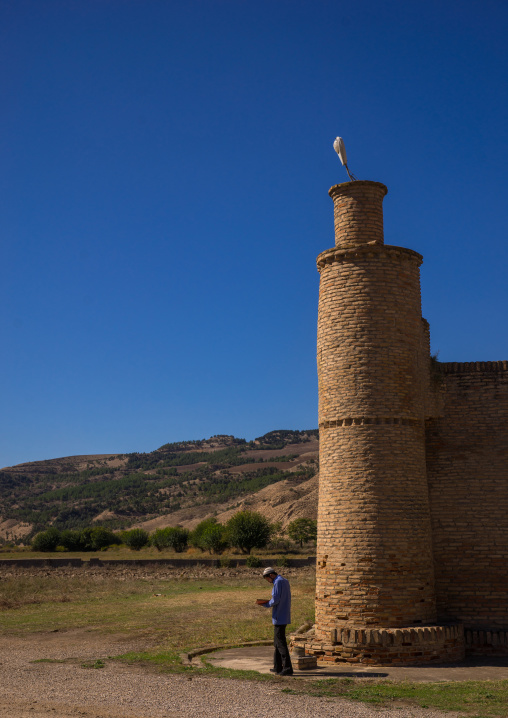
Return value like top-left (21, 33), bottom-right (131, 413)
top-left (333, 137), bottom-right (357, 181)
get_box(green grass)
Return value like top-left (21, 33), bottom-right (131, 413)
top-left (0, 573), bottom-right (315, 647)
top-left (281, 677), bottom-right (508, 716)
top-left (81, 659), bottom-right (106, 669)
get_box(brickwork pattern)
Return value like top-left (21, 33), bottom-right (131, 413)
top-left (315, 182), bottom-right (437, 642)
top-left (316, 424), bottom-right (436, 633)
top-left (329, 180), bottom-right (387, 249)
top-left (427, 362), bottom-right (508, 631)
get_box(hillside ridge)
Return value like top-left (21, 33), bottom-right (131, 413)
top-left (0, 429), bottom-right (319, 543)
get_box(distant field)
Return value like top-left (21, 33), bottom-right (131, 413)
top-left (0, 568), bottom-right (316, 652)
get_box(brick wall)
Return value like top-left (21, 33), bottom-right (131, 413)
top-left (310, 179), bottom-right (506, 665)
top-left (426, 361), bottom-right (508, 630)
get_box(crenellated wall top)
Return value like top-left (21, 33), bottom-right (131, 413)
top-left (438, 360), bottom-right (508, 374)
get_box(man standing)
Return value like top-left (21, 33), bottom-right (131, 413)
top-left (256, 567), bottom-right (293, 676)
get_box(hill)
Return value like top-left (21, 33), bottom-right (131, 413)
top-left (0, 430), bottom-right (319, 543)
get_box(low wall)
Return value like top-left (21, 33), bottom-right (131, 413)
top-left (295, 624), bottom-right (465, 666)
top-left (0, 556), bottom-right (316, 569)
top-left (465, 628), bottom-right (508, 655)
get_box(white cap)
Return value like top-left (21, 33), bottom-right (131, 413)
top-left (262, 567), bottom-right (277, 576)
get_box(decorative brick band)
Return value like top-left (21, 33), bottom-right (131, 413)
top-left (328, 624), bottom-right (463, 647)
top-left (438, 360), bottom-right (508, 374)
top-left (316, 243), bottom-right (423, 272)
top-left (319, 417), bottom-right (420, 429)
top-left (465, 629), bottom-right (508, 655)
top-left (292, 624), bottom-right (465, 666)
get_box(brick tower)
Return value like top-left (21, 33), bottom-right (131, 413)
top-left (292, 181), bottom-right (465, 666)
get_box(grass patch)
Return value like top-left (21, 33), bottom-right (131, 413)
top-left (286, 677), bottom-right (508, 716)
top-left (81, 659), bottom-right (106, 669)
top-left (0, 573), bottom-right (315, 648)
top-left (114, 650), bottom-right (190, 674)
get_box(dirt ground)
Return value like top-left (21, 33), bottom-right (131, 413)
top-left (0, 629), bottom-right (463, 718)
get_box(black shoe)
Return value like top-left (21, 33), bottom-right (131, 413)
top-left (269, 668), bottom-right (279, 673)
top-left (278, 668), bottom-right (294, 676)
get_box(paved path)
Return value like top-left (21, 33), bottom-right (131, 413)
top-left (207, 645), bottom-right (508, 682)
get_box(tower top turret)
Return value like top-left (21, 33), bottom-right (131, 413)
top-left (329, 180), bottom-right (387, 249)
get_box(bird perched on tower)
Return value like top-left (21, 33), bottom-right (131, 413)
top-left (333, 137), bottom-right (357, 181)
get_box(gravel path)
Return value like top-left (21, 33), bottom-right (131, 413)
top-left (0, 630), bottom-right (465, 718)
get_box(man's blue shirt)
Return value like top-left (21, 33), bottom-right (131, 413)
top-left (265, 574), bottom-right (291, 625)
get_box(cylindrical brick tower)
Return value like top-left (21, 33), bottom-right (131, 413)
top-left (292, 181), bottom-right (465, 666)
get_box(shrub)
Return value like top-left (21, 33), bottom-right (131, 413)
top-left (277, 555), bottom-right (290, 568)
top-left (90, 527), bottom-right (119, 550)
top-left (122, 528), bottom-right (149, 551)
top-left (150, 527), bottom-right (172, 551)
top-left (201, 523), bottom-right (228, 554)
top-left (165, 526), bottom-right (189, 553)
top-left (79, 528), bottom-right (97, 551)
top-left (189, 518), bottom-right (218, 552)
top-left (59, 529), bottom-right (83, 552)
top-left (245, 555), bottom-right (262, 568)
top-left (219, 556), bottom-right (233, 568)
top-left (32, 528), bottom-right (61, 552)
top-left (287, 518), bottom-right (317, 548)
top-left (80, 526), bottom-right (119, 551)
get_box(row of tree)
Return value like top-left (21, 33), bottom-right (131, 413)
top-left (31, 512), bottom-right (318, 554)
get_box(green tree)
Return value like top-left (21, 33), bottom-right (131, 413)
top-left (287, 518), bottom-right (317, 548)
top-left (225, 510), bottom-right (271, 554)
top-left (122, 528), bottom-right (149, 551)
top-left (80, 526), bottom-right (119, 551)
top-left (151, 526), bottom-right (189, 553)
top-left (201, 523), bottom-right (228, 554)
top-left (167, 526), bottom-right (189, 553)
top-left (151, 527), bottom-right (172, 551)
top-left (59, 529), bottom-right (83, 551)
top-left (189, 518), bottom-right (218, 552)
top-left (92, 526), bottom-right (120, 550)
top-left (32, 527), bottom-right (61, 552)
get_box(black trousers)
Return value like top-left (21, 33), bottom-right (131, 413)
top-left (273, 624), bottom-right (292, 673)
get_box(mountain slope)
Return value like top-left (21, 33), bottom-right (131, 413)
top-left (0, 430), bottom-right (319, 542)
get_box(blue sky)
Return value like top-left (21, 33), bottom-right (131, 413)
top-left (1, 0), bottom-right (507, 468)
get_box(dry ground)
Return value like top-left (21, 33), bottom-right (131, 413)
top-left (0, 564), bottom-right (464, 718)
top-left (0, 630), bottom-right (463, 718)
